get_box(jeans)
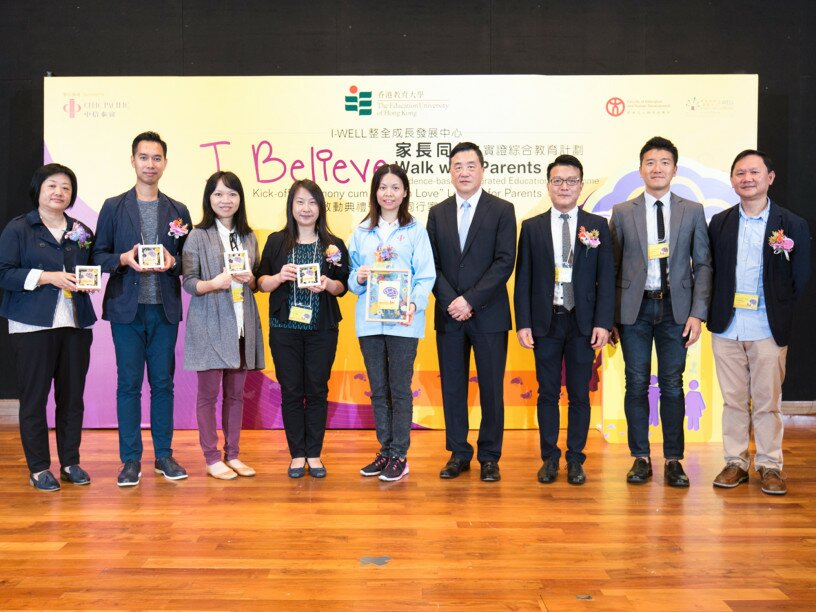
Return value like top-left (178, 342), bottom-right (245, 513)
top-left (532, 311), bottom-right (595, 464)
top-left (619, 294), bottom-right (687, 460)
top-left (268, 327), bottom-right (338, 458)
top-left (111, 304), bottom-right (178, 463)
top-left (359, 335), bottom-right (419, 459)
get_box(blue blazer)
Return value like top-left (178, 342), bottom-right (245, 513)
top-left (93, 188), bottom-right (192, 325)
top-left (707, 200), bottom-right (811, 347)
top-left (514, 208), bottom-right (615, 337)
top-left (0, 209), bottom-right (97, 328)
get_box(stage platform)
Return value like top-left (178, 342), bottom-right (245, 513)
top-left (1, 420), bottom-right (814, 610)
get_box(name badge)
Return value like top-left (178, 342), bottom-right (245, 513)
top-left (733, 292), bottom-right (759, 310)
top-left (648, 243), bottom-right (670, 259)
top-left (555, 266), bottom-right (573, 284)
top-left (289, 305), bottom-right (313, 324)
top-left (231, 286), bottom-right (244, 303)
top-left (62, 289), bottom-right (73, 299)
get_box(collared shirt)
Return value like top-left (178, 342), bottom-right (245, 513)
top-left (716, 199), bottom-right (773, 342)
top-left (376, 216), bottom-right (400, 244)
top-left (215, 218), bottom-right (244, 337)
top-left (455, 187), bottom-right (483, 227)
top-left (550, 205), bottom-right (578, 306)
top-left (644, 192), bottom-right (672, 290)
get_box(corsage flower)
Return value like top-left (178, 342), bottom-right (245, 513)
top-left (168, 218), bottom-right (189, 238)
top-left (768, 229), bottom-right (794, 260)
top-left (374, 243), bottom-right (395, 263)
top-left (578, 226), bottom-right (600, 253)
top-left (325, 244), bottom-right (342, 267)
top-left (65, 222), bottom-right (92, 249)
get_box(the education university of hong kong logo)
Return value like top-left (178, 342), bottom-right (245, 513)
top-left (345, 85), bottom-right (372, 116)
top-left (605, 97), bottom-right (625, 117)
top-left (64, 98), bottom-right (81, 118)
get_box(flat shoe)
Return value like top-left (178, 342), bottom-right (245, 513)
top-left (308, 461), bottom-right (327, 478)
top-left (225, 459), bottom-right (256, 477)
top-left (288, 462), bottom-right (306, 478)
top-left (206, 461), bottom-right (238, 480)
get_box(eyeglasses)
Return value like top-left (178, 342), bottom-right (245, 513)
top-left (548, 177), bottom-right (581, 187)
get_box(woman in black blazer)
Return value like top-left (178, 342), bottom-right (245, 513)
top-left (0, 164), bottom-right (97, 491)
top-left (256, 180), bottom-right (349, 478)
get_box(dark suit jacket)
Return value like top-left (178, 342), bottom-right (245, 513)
top-left (93, 187), bottom-right (192, 325)
top-left (427, 191), bottom-right (516, 332)
top-left (514, 208), bottom-right (614, 337)
top-left (0, 210), bottom-right (97, 328)
top-left (256, 230), bottom-right (350, 330)
top-left (707, 200), bottom-right (811, 347)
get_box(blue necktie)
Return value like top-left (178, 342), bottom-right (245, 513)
top-left (459, 201), bottom-right (471, 250)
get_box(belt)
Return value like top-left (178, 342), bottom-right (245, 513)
top-left (643, 290), bottom-right (668, 300)
top-left (553, 305), bottom-right (574, 315)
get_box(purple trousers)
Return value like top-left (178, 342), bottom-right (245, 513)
top-left (196, 368), bottom-right (248, 465)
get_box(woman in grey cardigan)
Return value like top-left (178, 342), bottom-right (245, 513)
top-left (182, 171), bottom-right (264, 480)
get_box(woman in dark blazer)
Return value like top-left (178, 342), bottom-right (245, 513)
top-left (256, 179), bottom-right (350, 478)
top-left (0, 164), bottom-right (96, 491)
top-left (182, 171), bottom-right (265, 480)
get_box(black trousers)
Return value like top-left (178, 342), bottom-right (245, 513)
top-left (532, 311), bottom-right (594, 465)
top-left (268, 327), bottom-right (338, 458)
top-left (10, 328), bottom-right (93, 473)
top-left (437, 325), bottom-right (508, 463)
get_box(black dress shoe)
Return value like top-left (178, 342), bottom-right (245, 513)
top-left (537, 459), bottom-right (558, 483)
top-left (567, 461), bottom-right (586, 485)
top-left (664, 460), bottom-right (690, 487)
top-left (439, 458), bottom-right (470, 479)
top-left (626, 458), bottom-right (652, 484)
top-left (60, 465), bottom-right (91, 485)
top-left (480, 461), bottom-right (501, 482)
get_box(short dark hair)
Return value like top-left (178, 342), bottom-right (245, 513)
top-left (364, 163), bottom-right (412, 229)
top-left (639, 136), bottom-right (678, 165)
top-left (547, 155), bottom-right (584, 180)
top-left (730, 149), bottom-right (774, 175)
top-left (197, 171), bottom-right (253, 236)
top-left (30, 163), bottom-right (78, 209)
top-left (449, 141), bottom-right (484, 166)
top-left (132, 131), bottom-right (167, 157)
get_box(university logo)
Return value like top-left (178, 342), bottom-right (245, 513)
top-left (605, 97), bottom-right (625, 117)
top-left (63, 98), bottom-right (81, 118)
top-left (345, 85), bottom-right (372, 116)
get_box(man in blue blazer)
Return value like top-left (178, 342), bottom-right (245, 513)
top-left (427, 142), bottom-right (516, 482)
top-left (93, 131), bottom-right (192, 487)
top-left (708, 150), bottom-right (811, 496)
top-left (515, 155), bottom-right (614, 485)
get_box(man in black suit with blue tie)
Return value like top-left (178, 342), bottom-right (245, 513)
top-left (427, 142), bottom-right (517, 482)
top-left (514, 155), bottom-right (614, 485)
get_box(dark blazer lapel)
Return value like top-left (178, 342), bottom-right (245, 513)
top-left (722, 205), bottom-right (741, 283)
top-left (540, 210), bottom-right (555, 271)
top-left (573, 208), bottom-right (588, 276)
top-left (443, 197), bottom-right (461, 257)
top-left (669, 193), bottom-right (685, 254)
top-left (763, 201), bottom-right (783, 285)
top-left (462, 192), bottom-right (490, 257)
top-left (124, 188), bottom-right (143, 242)
top-left (28, 211), bottom-right (63, 246)
top-left (633, 194), bottom-right (649, 264)
top-left (157, 192), bottom-right (175, 248)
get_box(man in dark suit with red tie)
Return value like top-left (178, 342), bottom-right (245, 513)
top-left (427, 142), bottom-right (517, 482)
top-left (514, 155), bottom-right (614, 485)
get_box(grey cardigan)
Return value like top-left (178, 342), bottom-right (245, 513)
top-left (182, 226), bottom-right (265, 371)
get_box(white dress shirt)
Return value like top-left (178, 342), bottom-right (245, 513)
top-left (644, 192), bottom-right (672, 290)
top-left (550, 205), bottom-right (578, 306)
top-left (215, 219), bottom-right (245, 337)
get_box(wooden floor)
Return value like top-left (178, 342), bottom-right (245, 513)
top-left (1, 419), bottom-right (815, 611)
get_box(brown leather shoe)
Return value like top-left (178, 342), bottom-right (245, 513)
top-left (712, 463), bottom-right (749, 488)
top-left (759, 467), bottom-right (787, 495)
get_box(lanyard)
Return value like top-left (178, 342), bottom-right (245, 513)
top-left (289, 240), bottom-right (320, 308)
